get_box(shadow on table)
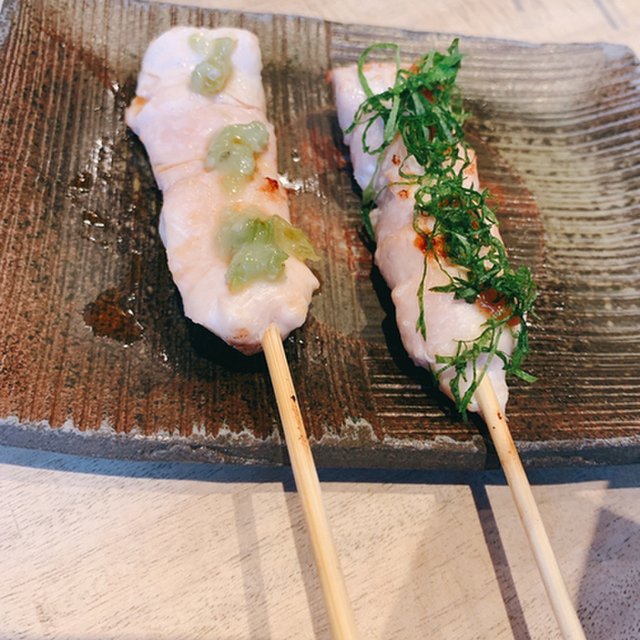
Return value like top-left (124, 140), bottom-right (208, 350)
top-left (4, 443), bottom-right (640, 488)
top-left (577, 507), bottom-right (640, 640)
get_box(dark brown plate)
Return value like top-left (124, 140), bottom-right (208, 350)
top-left (0, 0), bottom-right (639, 469)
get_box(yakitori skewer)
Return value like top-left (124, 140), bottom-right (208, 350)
top-left (126, 26), bottom-right (358, 639)
top-left (331, 40), bottom-right (585, 639)
top-left (126, 26), bottom-right (319, 356)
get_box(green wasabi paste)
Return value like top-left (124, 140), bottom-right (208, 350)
top-left (216, 207), bottom-right (319, 292)
top-left (206, 121), bottom-right (270, 193)
top-left (189, 33), bottom-right (235, 96)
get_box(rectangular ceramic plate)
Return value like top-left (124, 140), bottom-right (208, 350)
top-left (0, 0), bottom-right (639, 469)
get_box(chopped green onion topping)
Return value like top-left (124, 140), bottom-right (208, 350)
top-left (205, 121), bottom-right (270, 193)
top-left (189, 34), bottom-right (235, 96)
top-left (348, 39), bottom-right (537, 417)
top-left (216, 207), bottom-right (319, 292)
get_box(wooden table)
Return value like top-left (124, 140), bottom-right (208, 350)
top-left (2, 1), bottom-right (640, 638)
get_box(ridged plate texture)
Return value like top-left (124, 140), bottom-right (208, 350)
top-left (0, 0), bottom-right (639, 468)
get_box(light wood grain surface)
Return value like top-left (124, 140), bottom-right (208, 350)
top-left (2, 1), bottom-right (640, 639)
top-left (168, 0), bottom-right (640, 53)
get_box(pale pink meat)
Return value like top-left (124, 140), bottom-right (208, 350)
top-left (331, 63), bottom-right (515, 414)
top-left (126, 27), bottom-right (319, 354)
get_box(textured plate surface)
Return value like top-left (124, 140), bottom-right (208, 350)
top-left (0, 0), bottom-right (639, 468)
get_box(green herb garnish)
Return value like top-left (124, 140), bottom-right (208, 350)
top-left (348, 39), bottom-right (537, 416)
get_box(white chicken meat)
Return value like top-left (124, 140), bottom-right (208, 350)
top-left (126, 26), bottom-right (319, 354)
top-left (331, 62), bottom-right (515, 414)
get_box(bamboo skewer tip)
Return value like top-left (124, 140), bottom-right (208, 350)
top-left (476, 375), bottom-right (586, 640)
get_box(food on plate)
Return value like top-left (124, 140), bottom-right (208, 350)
top-left (126, 26), bottom-right (319, 355)
top-left (330, 40), bottom-right (536, 416)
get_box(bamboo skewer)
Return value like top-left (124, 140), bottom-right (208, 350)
top-left (475, 375), bottom-right (586, 640)
top-left (262, 324), bottom-right (360, 640)
top-left (263, 327), bottom-right (582, 640)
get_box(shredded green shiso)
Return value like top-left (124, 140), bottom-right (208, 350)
top-left (347, 39), bottom-right (537, 416)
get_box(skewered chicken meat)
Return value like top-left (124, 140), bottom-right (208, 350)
top-left (126, 26), bottom-right (319, 355)
top-left (330, 42), bottom-right (535, 415)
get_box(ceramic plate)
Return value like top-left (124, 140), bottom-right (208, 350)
top-left (0, 0), bottom-right (639, 468)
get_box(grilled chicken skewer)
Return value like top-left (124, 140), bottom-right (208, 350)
top-left (331, 42), bottom-right (585, 640)
top-left (126, 26), bottom-right (319, 355)
top-left (127, 27), bottom-right (359, 639)
top-left (330, 52), bottom-right (526, 416)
